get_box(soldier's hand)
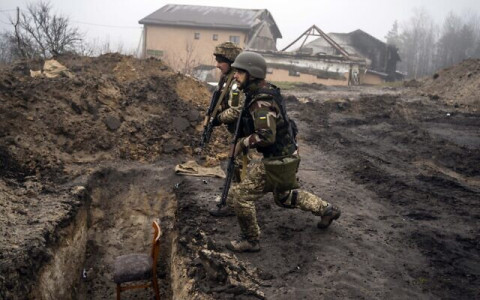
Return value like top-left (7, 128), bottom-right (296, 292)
top-left (230, 140), bottom-right (244, 157)
top-left (211, 116), bottom-right (221, 127)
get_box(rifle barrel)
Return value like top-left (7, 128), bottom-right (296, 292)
top-left (217, 94), bottom-right (248, 207)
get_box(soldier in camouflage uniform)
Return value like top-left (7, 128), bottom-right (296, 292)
top-left (208, 42), bottom-right (246, 217)
top-left (225, 52), bottom-right (341, 252)
top-left (211, 42), bottom-right (244, 134)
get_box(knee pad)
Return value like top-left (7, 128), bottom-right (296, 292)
top-left (274, 190), bottom-right (298, 209)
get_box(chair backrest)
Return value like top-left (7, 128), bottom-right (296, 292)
top-left (150, 221), bottom-right (161, 272)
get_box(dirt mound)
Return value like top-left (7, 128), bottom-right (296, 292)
top-left (416, 58), bottom-right (480, 109)
top-left (0, 53), bottom-right (222, 183)
top-left (0, 53), bottom-right (230, 298)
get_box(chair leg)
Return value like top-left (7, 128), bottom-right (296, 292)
top-left (116, 284), bottom-right (121, 300)
top-left (152, 277), bottom-right (160, 300)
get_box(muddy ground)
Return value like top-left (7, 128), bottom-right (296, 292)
top-left (176, 86), bottom-right (480, 299)
top-left (1, 55), bottom-right (479, 299)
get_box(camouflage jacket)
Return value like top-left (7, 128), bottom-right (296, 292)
top-left (217, 69), bottom-right (245, 132)
top-left (238, 82), bottom-right (297, 158)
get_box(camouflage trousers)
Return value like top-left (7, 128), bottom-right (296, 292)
top-left (232, 153), bottom-right (249, 183)
top-left (228, 162), bottom-right (330, 241)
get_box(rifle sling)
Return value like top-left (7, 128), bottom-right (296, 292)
top-left (210, 72), bottom-right (234, 122)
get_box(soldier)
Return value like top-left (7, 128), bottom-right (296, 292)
top-left (208, 41), bottom-right (245, 217)
top-left (225, 51), bottom-right (341, 252)
top-left (211, 41), bottom-right (244, 133)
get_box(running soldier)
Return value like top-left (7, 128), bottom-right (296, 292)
top-left (225, 51), bottom-right (341, 252)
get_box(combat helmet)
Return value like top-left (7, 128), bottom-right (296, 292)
top-left (231, 51), bottom-right (267, 79)
top-left (214, 41), bottom-right (242, 63)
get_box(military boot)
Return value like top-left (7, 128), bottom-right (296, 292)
top-left (226, 237), bottom-right (260, 253)
top-left (317, 204), bottom-right (341, 229)
top-left (209, 205), bottom-right (235, 217)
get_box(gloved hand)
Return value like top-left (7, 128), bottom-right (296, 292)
top-left (230, 139), bottom-right (245, 157)
top-left (211, 115), bottom-right (222, 127)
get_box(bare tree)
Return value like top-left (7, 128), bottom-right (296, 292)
top-left (8, 1), bottom-right (82, 59)
top-left (394, 8), bottom-right (480, 78)
top-left (163, 39), bottom-right (200, 75)
top-left (396, 8), bottom-right (437, 78)
top-left (182, 40), bottom-right (199, 75)
top-left (385, 20), bottom-right (400, 46)
top-left (466, 13), bottom-right (480, 58)
top-left (100, 37), bottom-right (112, 54)
top-left (437, 12), bottom-right (463, 67)
top-left (437, 12), bottom-right (480, 68)
top-left (0, 32), bottom-right (17, 64)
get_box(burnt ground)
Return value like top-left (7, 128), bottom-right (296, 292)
top-left (0, 55), bottom-right (479, 299)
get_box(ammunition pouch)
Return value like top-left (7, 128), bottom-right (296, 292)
top-left (263, 155), bottom-right (300, 193)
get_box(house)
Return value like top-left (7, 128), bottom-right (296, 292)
top-left (138, 4), bottom-right (281, 80)
top-left (258, 50), bottom-right (365, 86)
top-left (258, 25), bottom-right (367, 86)
top-left (303, 29), bottom-right (402, 84)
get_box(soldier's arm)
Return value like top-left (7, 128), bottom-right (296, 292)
top-left (217, 88), bottom-right (244, 124)
top-left (239, 98), bottom-right (278, 149)
top-left (217, 106), bottom-right (240, 124)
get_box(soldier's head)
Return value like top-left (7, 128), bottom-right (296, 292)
top-left (214, 41), bottom-right (242, 75)
top-left (231, 51), bottom-right (267, 90)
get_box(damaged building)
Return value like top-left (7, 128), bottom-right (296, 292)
top-left (257, 25), bottom-right (364, 86)
top-left (139, 5), bottom-right (400, 85)
top-left (261, 25), bottom-right (401, 86)
top-left (302, 28), bottom-right (402, 84)
top-left (138, 4), bottom-right (281, 81)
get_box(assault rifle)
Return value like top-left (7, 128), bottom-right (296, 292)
top-left (217, 97), bottom-right (247, 209)
top-left (200, 73), bottom-right (234, 148)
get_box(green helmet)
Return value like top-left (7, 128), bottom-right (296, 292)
top-left (231, 51), bottom-right (267, 79)
top-left (214, 42), bottom-right (242, 63)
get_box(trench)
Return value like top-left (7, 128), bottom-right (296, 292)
top-left (32, 164), bottom-right (193, 300)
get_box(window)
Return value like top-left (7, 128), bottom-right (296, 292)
top-left (194, 32), bottom-right (200, 40)
top-left (146, 49), bottom-right (164, 58)
top-left (229, 35), bottom-right (240, 44)
top-left (212, 34), bottom-right (218, 41)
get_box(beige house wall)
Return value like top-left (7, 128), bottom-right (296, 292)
top-left (144, 25), bottom-right (246, 72)
top-left (266, 68), bottom-right (349, 86)
top-left (360, 73), bottom-right (384, 85)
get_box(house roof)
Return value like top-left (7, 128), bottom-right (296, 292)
top-left (302, 29), bottom-right (401, 74)
top-left (139, 4), bottom-right (282, 38)
top-left (304, 29), bottom-right (400, 61)
top-left (303, 32), bottom-right (358, 57)
top-left (349, 29), bottom-right (401, 61)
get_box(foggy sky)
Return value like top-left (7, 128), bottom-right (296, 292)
top-left (1, 0), bottom-right (479, 54)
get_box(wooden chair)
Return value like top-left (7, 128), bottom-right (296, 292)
top-left (113, 221), bottom-right (161, 300)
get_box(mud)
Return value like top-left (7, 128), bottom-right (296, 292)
top-left (1, 55), bottom-right (479, 299)
top-left (174, 88), bottom-right (479, 299)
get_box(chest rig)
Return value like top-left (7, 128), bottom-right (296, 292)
top-left (242, 85), bottom-right (298, 158)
